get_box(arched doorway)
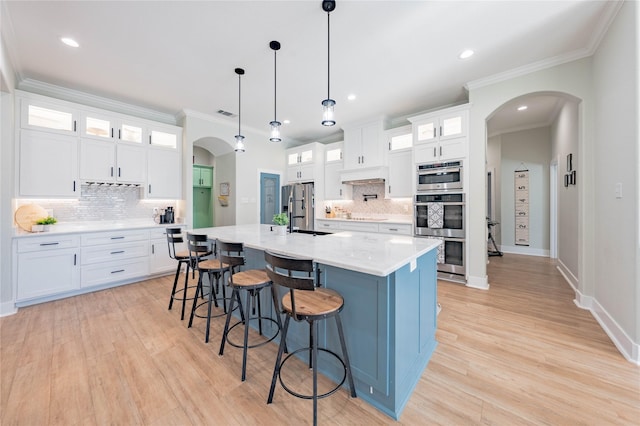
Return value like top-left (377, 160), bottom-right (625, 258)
top-left (485, 92), bottom-right (581, 286)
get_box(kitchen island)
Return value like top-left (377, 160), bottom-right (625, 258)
top-left (195, 224), bottom-right (440, 420)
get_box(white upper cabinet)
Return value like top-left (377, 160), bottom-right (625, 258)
top-left (81, 112), bottom-right (145, 144)
top-left (285, 142), bottom-right (323, 183)
top-left (386, 125), bottom-right (413, 151)
top-left (323, 142), bottom-right (351, 200)
top-left (79, 140), bottom-right (146, 184)
top-left (19, 129), bottom-right (79, 197)
top-left (409, 105), bottom-right (469, 163)
top-left (342, 120), bottom-right (384, 169)
top-left (149, 127), bottom-right (179, 149)
top-left (147, 148), bottom-right (181, 199)
top-left (325, 142), bottom-right (343, 163)
top-left (20, 99), bottom-right (78, 136)
top-left (386, 149), bottom-right (413, 198)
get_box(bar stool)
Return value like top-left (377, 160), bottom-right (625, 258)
top-left (217, 240), bottom-right (284, 381)
top-left (264, 250), bottom-right (356, 426)
top-left (186, 234), bottom-right (231, 343)
top-left (166, 228), bottom-right (210, 320)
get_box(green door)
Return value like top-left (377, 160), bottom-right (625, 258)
top-left (193, 165), bottom-right (213, 188)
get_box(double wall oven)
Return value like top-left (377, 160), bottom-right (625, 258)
top-left (414, 161), bottom-right (465, 282)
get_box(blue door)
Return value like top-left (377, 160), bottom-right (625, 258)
top-left (260, 173), bottom-right (280, 224)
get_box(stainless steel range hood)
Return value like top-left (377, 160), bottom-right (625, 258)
top-left (341, 166), bottom-right (388, 185)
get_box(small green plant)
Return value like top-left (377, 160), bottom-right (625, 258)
top-left (273, 213), bottom-right (289, 226)
top-left (36, 216), bottom-right (57, 225)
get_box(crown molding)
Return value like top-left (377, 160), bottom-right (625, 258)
top-left (465, 1), bottom-right (624, 92)
top-left (0, 1), bottom-right (23, 86)
top-left (17, 78), bottom-right (177, 125)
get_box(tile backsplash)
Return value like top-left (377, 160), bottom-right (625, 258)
top-left (326, 183), bottom-right (412, 216)
top-left (16, 184), bottom-right (174, 222)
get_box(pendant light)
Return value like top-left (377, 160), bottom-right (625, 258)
top-left (269, 41), bottom-right (282, 142)
top-left (234, 68), bottom-right (245, 152)
top-left (321, 0), bottom-right (336, 126)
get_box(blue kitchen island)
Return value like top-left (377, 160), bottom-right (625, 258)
top-left (196, 224), bottom-right (440, 420)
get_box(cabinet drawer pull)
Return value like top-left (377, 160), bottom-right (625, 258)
top-left (388, 228), bottom-right (398, 231)
top-left (111, 269), bottom-right (125, 274)
top-left (110, 250), bottom-right (125, 255)
top-left (151, 244), bottom-right (155, 254)
top-left (40, 242), bottom-right (59, 246)
top-left (118, 167), bottom-right (121, 177)
top-left (110, 236), bottom-right (125, 240)
top-left (74, 254), bottom-right (77, 265)
top-left (111, 166), bottom-right (114, 177)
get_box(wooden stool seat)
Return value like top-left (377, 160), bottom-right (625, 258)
top-left (198, 258), bottom-right (228, 271)
top-left (228, 269), bottom-right (270, 288)
top-left (282, 288), bottom-right (343, 318)
top-left (174, 250), bottom-right (190, 259)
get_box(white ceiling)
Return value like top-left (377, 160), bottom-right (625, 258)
top-left (1, 1), bottom-right (619, 146)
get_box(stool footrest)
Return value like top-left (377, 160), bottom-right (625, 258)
top-left (278, 347), bottom-right (347, 400)
top-left (225, 317), bottom-right (280, 349)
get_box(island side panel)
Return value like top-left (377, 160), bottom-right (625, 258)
top-left (392, 248), bottom-right (438, 416)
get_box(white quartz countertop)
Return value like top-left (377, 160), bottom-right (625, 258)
top-left (191, 224), bottom-right (440, 277)
top-left (317, 216), bottom-right (412, 224)
top-left (12, 220), bottom-right (182, 238)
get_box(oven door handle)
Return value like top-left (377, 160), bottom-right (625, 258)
top-left (418, 167), bottom-right (461, 175)
top-left (414, 202), bottom-right (465, 206)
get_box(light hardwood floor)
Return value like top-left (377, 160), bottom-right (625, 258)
top-left (1, 254), bottom-right (639, 425)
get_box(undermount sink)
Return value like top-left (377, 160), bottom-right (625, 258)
top-left (291, 229), bottom-right (332, 236)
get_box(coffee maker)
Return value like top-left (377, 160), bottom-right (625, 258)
top-left (164, 206), bottom-right (175, 224)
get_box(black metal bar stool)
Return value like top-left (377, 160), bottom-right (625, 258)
top-left (264, 250), bottom-right (356, 426)
top-left (217, 240), bottom-right (284, 381)
top-left (186, 234), bottom-right (232, 343)
top-left (166, 228), bottom-right (210, 320)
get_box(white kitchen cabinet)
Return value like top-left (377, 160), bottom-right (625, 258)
top-left (80, 230), bottom-right (149, 288)
top-left (378, 223), bottom-right (412, 235)
top-left (19, 129), bottom-right (79, 197)
top-left (148, 126), bottom-right (180, 149)
top-left (15, 234), bottom-right (80, 302)
top-left (386, 149), bottom-right (413, 198)
top-left (20, 98), bottom-right (79, 136)
top-left (316, 219), bottom-right (340, 232)
top-left (409, 105), bottom-right (469, 163)
top-left (343, 120), bottom-right (384, 169)
top-left (79, 140), bottom-right (146, 184)
top-left (149, 227), bottom-right (184, 274)
top-left (81, 111), bottom-right (145, 144)
top-left (286, 142), bottom-right (323, 183)
top-left (324, 161), bottom-right (352, 200)
top-left (147, 148), bottom-right (182, 199)
top-left (325, 141), bottom-right (343, 163)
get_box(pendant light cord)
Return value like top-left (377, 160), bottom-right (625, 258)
top-left (327, 11), bottom-right (331, 99)
top-left (274, 49), bottom-right (277, 120)
top-left (238, 73), bottom-right (241, 135)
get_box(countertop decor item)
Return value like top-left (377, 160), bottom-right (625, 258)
top-left (14, 204), bottom-right (48, 232)
top-left (273, 212), bottom-right (289, 235)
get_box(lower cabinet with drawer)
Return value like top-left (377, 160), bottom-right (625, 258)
top-left (316, 219), bottom-right (412, 235)
top-left (15, 234), bottom-right (80, 302)
top-left (378, 223), bottom-right (413, 235)
top-left (80, 230), bottom-right (149, 288)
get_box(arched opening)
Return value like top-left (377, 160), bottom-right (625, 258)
top-left (484, 91), bottom-right (581, 286)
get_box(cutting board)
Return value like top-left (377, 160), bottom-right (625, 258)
top-left (14, 204), bottom-right (48, 232)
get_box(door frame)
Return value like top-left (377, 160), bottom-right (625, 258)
top-left (259, 171), bottom-right (281, 224)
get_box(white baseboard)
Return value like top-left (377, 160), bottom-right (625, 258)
top-left (590, 298), bottom-right (640, 365)
top-left (0, 301), bottom-right (17, 317)
top-left (466, 274), bottom-right (489, 290)
top-left (555, 262), bottom-right (638, 365)
top-left (500, 245), bottom-right (550, 257)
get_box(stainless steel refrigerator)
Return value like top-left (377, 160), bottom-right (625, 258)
top-left (281, 183), bottom-right (314, 232)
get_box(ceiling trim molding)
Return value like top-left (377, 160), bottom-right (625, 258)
top-left (465, 0), bottom-right (623, 92)
top-left (17, 78), bottom-right (177, 125)
top-left (465, 47), bottom-right (591, 92)
top-left (0, 1), bottom-right (24, 85)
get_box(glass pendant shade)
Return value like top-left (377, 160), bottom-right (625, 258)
top-left (234, 134), bottom-right (245, 152)
top-left (269, 120), bottom-right (281, 142)
top-left (321, 99), bottom-right (336, 126)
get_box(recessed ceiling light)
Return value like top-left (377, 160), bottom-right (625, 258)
top-left (61, 37), bottom-right (79, 48)
top-left (517, 105), bottom-right (528, 111)
top-left (347, 94), bottom-right (356, 101)
top-left (458, 49), bottom-right (474, 59)
top-left (283, 119), bottom-right (291, 124)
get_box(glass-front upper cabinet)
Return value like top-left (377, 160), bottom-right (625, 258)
top-left (21, 100), bottom-right (78, 135)
top-left (82, 112), bottom-right (144, 144)
top-left (149, 128), bottom-right (178, 149)
top-left (325, 142), bottom-right (343, 163)
top-left (386, 125), bottom-right (413, 151)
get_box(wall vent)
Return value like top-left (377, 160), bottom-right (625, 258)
top-left (217, 109), bottom-right (236, 117)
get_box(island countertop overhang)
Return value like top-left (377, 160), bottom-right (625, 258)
top-left (190, 224), bottom-right (441, 277)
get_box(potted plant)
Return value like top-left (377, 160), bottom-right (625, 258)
top-left (272, 213), bottom-right (289, 236)
top-left (34, 216), bottom-right (57, 232)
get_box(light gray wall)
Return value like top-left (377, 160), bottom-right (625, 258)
top-left (193, 145), bottom-right (214, 166)
top-left (592, 0), bottom-right (639, 348)
top-left (550, 100), bottom-right (579, 282)
top-left (1, 34), bottom-right (16, 315)
top-left (499, 126), bottom-right (551, 255)
top-left (214, 152), bottom-right (236, 226)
